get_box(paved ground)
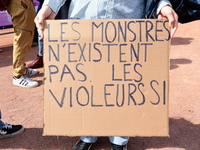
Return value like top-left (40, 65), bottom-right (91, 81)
top-left (0, 20), bottom-right (200, 150)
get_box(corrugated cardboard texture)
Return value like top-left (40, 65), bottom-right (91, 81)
top-left (43, 19), bottom-right (170, 137)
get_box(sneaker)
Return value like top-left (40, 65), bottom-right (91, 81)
top-left (72, 140), bottom-right (93, 150)
top-left (0, 124), bottom-right (24, 139)
top-left (111, 143), bottom-right (127, 150)
top-left (13, 75), bottom-right (39, 88)
top-left (24, 68), bottom-right (39, 76)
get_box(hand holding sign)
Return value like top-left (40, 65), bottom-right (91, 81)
top-left (35, 5), bottom-right (56, 39)
top-left (157, 5), bottom-right (178, 38)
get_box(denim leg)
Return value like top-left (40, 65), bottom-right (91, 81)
top-left (0, 120), bottom-right (4, 130)
top-left (80, 136), bottom-right (98, 143)
top-left (109, 136), bottom-right (130, 146)
top-left (0, 111), bottom-right (4, 130)
top-left (38, 35), bottom-right (43, 56)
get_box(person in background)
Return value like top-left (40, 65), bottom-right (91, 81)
top-left (35, 0), bottom-right (178, 149)
top-left (0, 111), bottom-right (24, 139)
top-left (31, 0), bottom-right (40, 47)
top-left (26, 0), bottom-right (71, 69)
top-left (5, 0), bottom-right (39, 88)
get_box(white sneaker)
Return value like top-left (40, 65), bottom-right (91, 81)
top-left (13, 75), bottom-right (38, 88)
top-left (24, 68), bottom-right (39, 76)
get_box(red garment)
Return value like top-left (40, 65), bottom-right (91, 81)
top-left (0, 0), bottom-right (10, 11)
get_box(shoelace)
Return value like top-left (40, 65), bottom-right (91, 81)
top-left (2, 123), bottom-right (12, 129)
top-left (24, 68), bottom-right (33, 76)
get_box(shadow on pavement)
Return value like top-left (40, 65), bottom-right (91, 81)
top-left (0, 46), bottom-right (38, 68)
top-left (171, 37), bottom-right (194, 45)
top-left (170, 58), bottom-right (192, 70)
top-left (0, 118), bottom-right (199, 150)
top-left (130, 118), bottom-right (200, 150)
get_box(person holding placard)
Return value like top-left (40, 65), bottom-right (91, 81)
top-left (34, 0), bottom-right (178, 149)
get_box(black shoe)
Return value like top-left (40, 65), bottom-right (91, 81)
top-left (72, 140), bottom-right (92, 150)
top-left (0, 124), bottom-right (24, 139)
top-left (111, 143), bottom-right (127, 150)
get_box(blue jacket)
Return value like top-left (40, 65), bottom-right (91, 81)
top-left (170, 0), bottom-right (200, 23)
top-left (44, 0), bottom-right (171, 19)
top-left (148, 0), bottom-right (200, 23)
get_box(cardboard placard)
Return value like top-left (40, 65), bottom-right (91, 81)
top-left (43, 19), bottom-right (170, 137)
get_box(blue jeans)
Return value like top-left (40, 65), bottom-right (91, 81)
top-left (38, 35), bottom-right (43, 56)
top-left (80, 136), bottom-right (129, 146)
top-left (0, 111), bottom-right (5, 130)
top-left (0, 120), bottom-right (4, 130)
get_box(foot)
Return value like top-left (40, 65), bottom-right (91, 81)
top-left (72, 140), bottom-right (93, 150)
top-left (13, 75), bottom-right (39, 88)
top-left (111, 143), bottom-right (127, 150)
top-left (26, 55), bottom-right (43, 69)
top-left (31, 42), bottom-right (38, 47)
top-left (24, 68), bottom-right (39, 76)
top-left (0, 124), bottom-right (24, 139)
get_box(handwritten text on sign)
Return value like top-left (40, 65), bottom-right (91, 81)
top-left (44, 19), bottom-right (170, 108)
